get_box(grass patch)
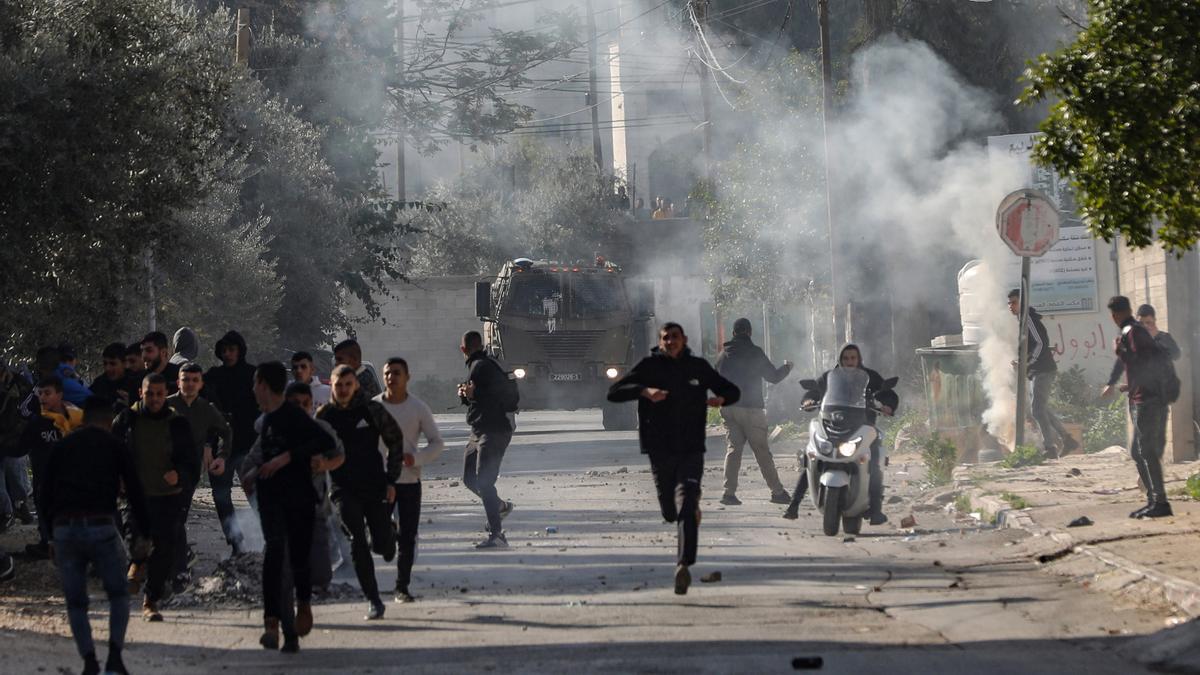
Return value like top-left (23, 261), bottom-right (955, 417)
top-left (920, 432), bottom-right (958, 486)
top-left (954, 493), bottom-right (972, 514)
top-left (999, 492), bottom-right (1030, 510)
top-left (1000, 444), bottom-right (1045, 469)
top-left (1186, 475), bottom-right (1200, 501)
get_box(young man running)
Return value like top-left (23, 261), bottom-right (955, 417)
top-left (291, 351), bottom-right (332, 408)
top-left (42, 396), bottom-right (151, 675)
top-left (374, 357), bottom-right (445, 603)
top-left (607, 322), bottom-right (739, 594)
top-left (245, 362), bottom-right (336, 653)
top-left (458, 331), bottom-right (517, 550)
top-left (316, 365), bottom-right (405, 620)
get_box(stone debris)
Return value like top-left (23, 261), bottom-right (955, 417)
top-left (1067, 516), bottom-right (1094, 528)
top-left (168, 554), bottom-right (358, 608)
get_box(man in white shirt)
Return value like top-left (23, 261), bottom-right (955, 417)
top-left (290, 352), bottom-right (332, 408)
top-left (374, 357), bottom-right (445, 603)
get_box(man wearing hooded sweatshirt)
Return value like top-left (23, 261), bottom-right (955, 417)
top-left (714, 318), bottom-right (792, 506)
top-left (316, 365), bottom-right (404, 621)
top-left (169, 327), bottom-right (200, 367)
top-left (205, 330), bottom-right (258, 555)
top-left (113, 373), bottom-right (197, 621)
top-left (788, 344), bottom-right (899, 525)
top-left (1008, 289), bottom-right (1076, 458)
top-left (607, 322), bottom-right (740, 595)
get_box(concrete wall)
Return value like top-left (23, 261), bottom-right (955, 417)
top-left (1117, 244), bottom-right (1198, 463)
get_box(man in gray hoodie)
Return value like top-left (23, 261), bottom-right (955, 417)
top-left (169, 327), bottom-right (200, 367)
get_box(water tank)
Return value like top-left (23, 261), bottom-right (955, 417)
top-left (958, 260), bottom-right (988, 345)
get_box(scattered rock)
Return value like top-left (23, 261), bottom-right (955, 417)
top-left (1068, 468), bottom-right (1083, 477)
top-left (887, 496), bottom-right (903, 504)
top-left (616, 467), bottom-right (629, 474)
top-left (899, 515), bottom-right (917, 529)
top-left (700, 571), bottom-right (722, 583)
top-left (449, 481), bottom-right (460, 488)
top-left (1067, 516), bottom-right (1094, 528)
top-left (545, 526), bottom-right (558, 534)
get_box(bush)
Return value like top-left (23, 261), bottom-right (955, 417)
top-left (1084, 397), bottom-right (1127, 453)
top-left (1186, 475), bottom-right (1200, 501)
top-left (883, 407), bottom-right (928, 454)
top-left (1000, 492), bottom-right (1030, 510)
top-left (1000, 444), bottom-right (1044, 469)
top-left (1051, 365), bottom-right (1091, 424)
top-left (920, 432), bottom-right (958, 486)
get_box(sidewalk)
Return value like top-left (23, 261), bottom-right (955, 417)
top-left (955, 447), bottom-right (1200, 616)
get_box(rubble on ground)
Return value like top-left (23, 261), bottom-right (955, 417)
top-left (167, 553), bottom-right (359, 608)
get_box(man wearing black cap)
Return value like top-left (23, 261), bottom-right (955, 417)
top-left (714, 318), bottom-right (792, 506)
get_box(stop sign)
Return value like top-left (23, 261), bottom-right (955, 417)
top-left (996, 189), bottom-right (1060, 257)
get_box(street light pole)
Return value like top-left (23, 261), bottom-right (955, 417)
top-left (817, 0), bottom-right (844, 346)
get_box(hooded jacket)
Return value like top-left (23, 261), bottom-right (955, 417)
top-left (714, 333), bottom-right (792, 409)
top-left (204, 331), bottom-right (258, 455)
top-left (462, 351), bottom-right (513, 434)
top-left (803, 344), bottom-right (900, 426)
top-left (316, 391), bottom-right (405, 500)
top-left (607, 347), bottom-right (740, 455)
top-left (1022, 308), bottom-right (1057, 376)
top-left (169, 327), bottom-right (200, 366)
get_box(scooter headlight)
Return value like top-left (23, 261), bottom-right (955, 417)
top-left (838, 436), bottom-right (863, 458)
top-left (814, 437), bottom-right (834, 456)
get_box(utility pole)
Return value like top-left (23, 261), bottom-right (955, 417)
top-left (586, 0), bottom-right (604, 174)
top-left (235, 9), bottom-right (251, 66)
top-left (394, 0), bottom-right (407, 203)
top-left (817, 0), bottom-right (844, 345)
top-left (693, 0), bottom-right (713, 179)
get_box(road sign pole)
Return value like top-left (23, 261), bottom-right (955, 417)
top-left (1014, 257), bottom-right (1031, 449)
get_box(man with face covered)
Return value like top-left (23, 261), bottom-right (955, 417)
top-left (204, 330), bottom-right (258, 555)
top-left (785, 344), bottom-right (899, 525)
top-left (607, 322), bottom-right (739, 595)
top-left (113, 373), bottom-right (197, 621)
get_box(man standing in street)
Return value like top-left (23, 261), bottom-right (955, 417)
top-left (167, 363), bottom-right (232, 588)
top-left (334, 339), bottom-right (382, 399)
top-left (607, 322), bottom-right (740, 595)
top-left (90, 343), bottom-right (140, 410)
top-left (1102, 296), bottom-right (1173, 519)
top-left (316, 365), bottom-right (404, 620)
top-left (458, 331), bottom-right (517, 550)
top-left (1009, 289), bottom-right (1076, 458)
top-left (205, 330), bottom-right (258, 556)
top-left (291, 352), bottom-right (332, 409)
top-left (1105, 303), bottom-right (1183, 417)
top-left (375, 357), bottom-right (445, 603)
top-left (714, 318), bottom-right (792, 506)
top-left (141, 332), bottom-right (180, 394)
top-left (42, 396), bottom-right (152, 675)
top-left (244, 362), bottom-right (336, 653)
top-left (113, 373), bottom-right (197, 621)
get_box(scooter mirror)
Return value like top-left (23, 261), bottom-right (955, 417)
top-left (798, 379), bottom-right (818, 390)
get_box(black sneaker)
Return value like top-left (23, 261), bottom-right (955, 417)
top-left (13, 502), bottom-right (34, 525)
top-left (1139, 502), bottom-right (1173, 519)
top-left (365, 600), bottom-right (386, 621)
top-left (769, 491), bottom-right (791, 505)
top-left (0, 552), bottom-right (14, 583)
top-left (719, 494), bottom-right (741, 506)
top-left (474, 533), bottom-right (509, 550)
top-left (1129, 503), bottom-right (1153, 519)
top-left (869, 512), bottom-right (889, 526)
top-left (81, 654), bottom-right (101, 675)
top-left (105, 650), bottom-right (128, 675)
top-left (281, 634), bottom-right (300, 653)
top-left (499, 500), bottom-right (515, 520)
top-left (782, 506), bottom-right (799, 520)
top-left (394, 587), bottom-right (415, 603)
top-left (674, 564), bottom-right (691, 595)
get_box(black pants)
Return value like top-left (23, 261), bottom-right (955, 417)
top-left (1031, 372), bottom-right (1070, 455)
top-left (1130, 399), bottom-right (1169, 505)
top-left (394, 482), bottom-right (422, 591)
top-left (210, 452), bottom-right (246, 548)
top-left (144, 494), bottom-right (185, 603)
top-left (869, 441), bottom-right (885, 515)
top-left (648, 451), bottom-right (703, 567)
top-left (463, 431), bottom-right (512, 535)
top-left (172, 484), bottom-right (196, 578)
top-left (260, 496), bottom-right (315, 631)
top-left (336, 491), bottom-right (395, 604)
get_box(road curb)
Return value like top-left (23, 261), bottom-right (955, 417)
top-left (963, 488), bottom-right (1200, 618)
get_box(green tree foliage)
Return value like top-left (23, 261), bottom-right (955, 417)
top-left (1021, 1), bottom-right (1200, 251)
top-left (406, 139), bottom-right (628, 277)
top-left (701, 53), bottom-right (827, 309)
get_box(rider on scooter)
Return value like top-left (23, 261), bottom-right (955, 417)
top-left (784, 344), bottom-right (899, 525)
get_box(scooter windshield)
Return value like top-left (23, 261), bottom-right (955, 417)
top-left (821, 368), bottom-right (869, 411)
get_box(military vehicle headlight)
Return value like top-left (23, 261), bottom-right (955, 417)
top-left (513, 368), bottom-right (527, 379)
top-left (605, 367), bottom-right (619, 379)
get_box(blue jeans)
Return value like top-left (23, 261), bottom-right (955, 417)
top-left (0, 456), bottom-right (31, 515)
top-left (53, 520), bottom-right (130, 659)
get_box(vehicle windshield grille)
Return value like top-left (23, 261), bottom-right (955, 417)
top-left (531, 330), bottom-right (606, 359)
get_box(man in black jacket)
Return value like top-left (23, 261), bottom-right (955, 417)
top-left (459, 331), bottom-right (516, 550)
top-left (316, 365), bottom-right (404, 621)
top-left (1103, 296), bottom-right (1173, 519)
top-left (205, 330), bottom-right (258, 555)
top-left (790, 345), bottom-right (898, 525)
top-left (608, 322), bottom-right (740, 595)
top-left (715, 318), bottom-right (792, 506)
top-left (1008, 289), bottom-right (1076, 458)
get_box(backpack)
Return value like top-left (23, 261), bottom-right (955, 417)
top-left (1154, 347), bottom-right (1182, 404)
top-left (489, 358), bottom-right (521, 414)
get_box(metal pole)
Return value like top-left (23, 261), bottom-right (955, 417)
top-left (395, 0), bottom-right (406, 203)
top-left (694, 0), bottom-right (712, 179)
top-left (817, 0), bottom-right (843, 346)
top-left (235, 9), bottom-right (251, 66)
top-left (1015, 257), bottom-right (1031, 449)
top-left (586, 0), bottom-right (604, 174)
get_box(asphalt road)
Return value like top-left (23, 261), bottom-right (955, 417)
top-left (2, 410), bottom-right (1174, 673)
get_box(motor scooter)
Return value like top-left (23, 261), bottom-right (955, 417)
top-left (798, 368), bottom-right (897, 536)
